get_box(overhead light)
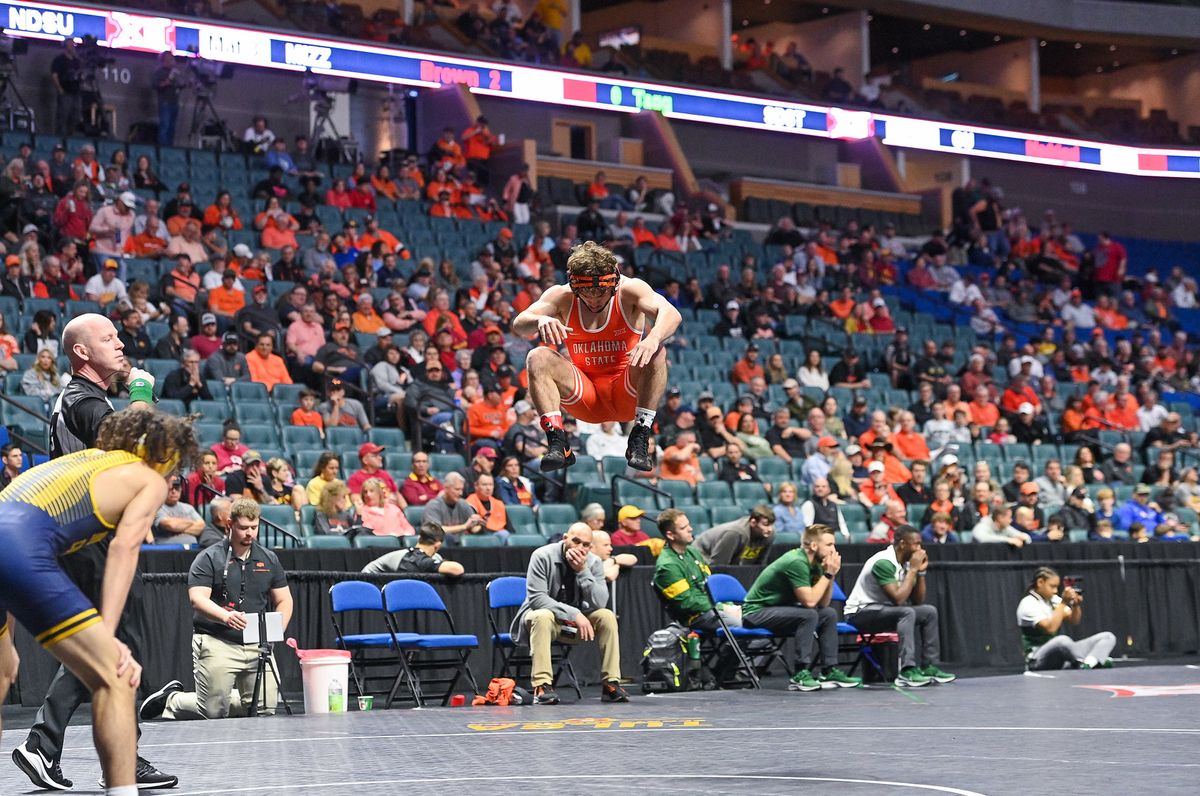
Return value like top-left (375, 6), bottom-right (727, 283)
top-left (1171, 48), bottom-right (1179, 55)
top-left (959, 29), bottom-right (967, 36)
top-left (891, 46), bottom-right (900, 54)
top-left (866, 14), bottom-right (873, 21)
top-left (922, 23), bottom-right (931, 31)
top-left (822, 6), bottom-right (829, 13)
top-left (1113, 61), bottom-right (1120, 67)
top-left (1096, 66), bottom-right (1104, 73)
top-left (741, 18), bottom-right (749, 25)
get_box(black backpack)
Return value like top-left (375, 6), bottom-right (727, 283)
top-left (640, 624), bottom-right (692, 693)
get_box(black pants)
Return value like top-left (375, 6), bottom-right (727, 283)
top-left (848, 604), bottom-right (940, 670)
top-left (744, 605), bottom-right (839, 671)
top-left (27, 542), bottom-right (146, 763)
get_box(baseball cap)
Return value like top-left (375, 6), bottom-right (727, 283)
top-left (253, 283), bottom-right (268, 295)
top-left (1021, 482), bottom-right (1040, 495)
top-left (818, 436), bottom-right (839, 449)
top-left (845, 444), bottom-right (862, 456)
top-left (872, 297), bottom-right (886, 307)
top-left (498, 228), bottom-right (513, 238)
top-left (21, 223), bottom-right (38, 235)
top-left (782, 378), bottom-right (799, 390)
top-left (201, 313), bottom-right (217, 326)
top-left (376, 327), bottom-right (393, 337)
top-left (1071, 486), bottom-right (1088, 500)
top-left (222, 331), bottom-right (239, 343)
top-left (1135, 483), bottom-right (1152, 495)
top-left (896, 326), bottom-right (908, 335)
top-left (118, 191), bottom-right (137, 209)
top-left (868, 461), bottom-right (885, 473)
top-left (697, 390), bottom-right (715, 402)
top-left (514, 400), bottom-right (533, 414)
top-left (358, 442), bottom-right (385, 458)
top-left (1018, 402), bottom-right (1035, 415)
top-left (617, 505), bottom-right (645, 522)
top-left (242, 450), bottom-right (263, 465)
top-left (725, 300), bottom-right (739, 311)
top-left (103, 258), bottom-right (119, 270)
top-left (941, 454), bottom-right (959, 466)
top-left (233, 243), bottom-right (253, 258)
top-left (483, 324), bottom-right (503, 336)
top-left (329, 378), bottom-right (346, 391)
top-left (745, 343), bottom-right (759, 352)
top-left (853, 394), bottom-right (869, 406)
top-left (869, 439), bottom-right (891, 450)
top-left (495, 365), bottom-right (514, 379)
top-left (334, 321), bottom-right (350, 331)
top-left (3, 254), bottom-right (18, 267)
top-left (476, 447), bottom-right (498, 459)
top-left (667, 387), bottom-right (681, 398)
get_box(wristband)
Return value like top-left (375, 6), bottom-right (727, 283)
top-left (916, 571), bottom-right (927, 577)
top-left (823, 572), bottom-right (837, 580)
top-left (127, 378), bottom-right (155, 404)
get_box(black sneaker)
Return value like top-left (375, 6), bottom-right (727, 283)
top-left (12, 739), bottom-right (72, 791)
top-left (99, 757), bottom-right (179, 790)
top-left (533, 684), bottom-right (559, 705)
top-left (139, 679), bottom-right (183, 720)
top-left (540, 427), bottom-right (577, 472)
top-left (625, 424), bottom-right (654, 472)
top-left (601, 680), bottom-right (630, 702)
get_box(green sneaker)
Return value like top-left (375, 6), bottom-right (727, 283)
top-left (921, 665), bottom-right (956, 684)
top-left (895, 666), bottom-right (931, 687)
top-left (788, 669), bottom-right (821, 692)
top-left (819, 667), bottom-right (864, 689)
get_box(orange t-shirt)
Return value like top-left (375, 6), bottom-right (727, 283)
top-left (891, 430), bottom-right (930, 462)
top-left (662, 445), bottom-right (702, 486)
top-left (352, 310), bottom-right (386, 334)
top-left (247, 352), bottom-right (293, 393)
top-left (291, 407), bottom-right (324, 432)
top-left (968, 402), bottom-right (1000, 427)
top-left (467, 401), bottom-right (512, 442)
top-left (466, 494), bottom-right (508, 533)
top-left (730, 360), bottom-right (764, 385)
top-left (830, 298), bottom-right (855, 319)
top-left (208, 286), bottom-right (245, 317)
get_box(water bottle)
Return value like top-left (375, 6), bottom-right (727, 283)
top-left (686, 632), bottom-right (700, 660)
top-left (686, 632), bottom-right (701, 683)
top-left (328, 677), bottom-right (345, 712)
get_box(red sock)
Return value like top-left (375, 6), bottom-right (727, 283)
top-left (541, 412), bottom-right (563, 432)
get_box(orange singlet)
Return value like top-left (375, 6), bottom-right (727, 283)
top-left (559, 284), bottom-right (644, 423)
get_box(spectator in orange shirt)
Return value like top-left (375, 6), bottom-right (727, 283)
top-left (290, 388), bottom-right (325, 439)
top-left (891, 411), bottom-right (930, 462)
top-left (202, 190), bottom-right (243, 231)
top-left (631, 217), bottom-right (657, 247)
top-left (246, 332), bottom-right (293, 393)
top-left (967, 385), bottom-right (1000, 427)
top-left (1094, 295), bottom-right (1128, 330)
top-left (352, 293), bottom-right (386, 334)
top-left (859, 460), bottom-right (904, 507)
top-left (431, 126), bottom-right (465, 172)
top-left (207, 269), bottom-right (246, 325)
top-left (461, 115), bottom-right (497, 184)
top-left (430, 190), bottom-right (472, 219)
top-left (1001, 373), bottom-right (1041, 415)
top-left (730, 343), bottom-right (765, 385)
top-left (940, 384), bottom-right (970, 421)
top-left (662, 430), bottom-right (705, 487)
top-left (867, 439), bottom-right (911, 485)
top-left (422, 288), bottom-right (468, 346)
top-left (466, 383), bottom-right (514, 449)
top-left (586, 169), bottom-right (634, 211)
top-left (830, 286), bottom-right (856, 320)
top-left (465, 473), bottom-right (509, 539)
top-left (124, 214), bottom-right (170, 258)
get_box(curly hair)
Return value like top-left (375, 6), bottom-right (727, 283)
top-left (96, 407), bottom-right (199, 474)
top-left (317, 479), bottom-right (349, 517)
top-left (566, 240), bottom-right (618, 278)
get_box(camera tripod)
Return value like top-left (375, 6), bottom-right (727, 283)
top-left (188, 87), bottom-right (234, 151)
top-left (248, 612), bottom-right (294, 717)
top-left (310, 91), bottom-right (358, 164)
top-left (0, 67), bottom-right (34, 133)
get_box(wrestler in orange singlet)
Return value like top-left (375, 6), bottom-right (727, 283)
top-left (512, 241), bottom-right (682, 472)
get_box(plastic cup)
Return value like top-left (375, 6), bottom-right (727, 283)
top-left (450, 694), bottom-right (465, 707)
top-left (357, 695), bottom-right (374, 711)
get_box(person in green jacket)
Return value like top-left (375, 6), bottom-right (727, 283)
top-left (653, 508), bottom-right (720, 632)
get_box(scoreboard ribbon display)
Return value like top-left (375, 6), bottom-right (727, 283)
top-left (4, 0), bottom-right (1200, 178)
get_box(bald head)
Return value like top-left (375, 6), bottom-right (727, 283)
top-left (62, 313), bottom-right (128, 386)
top-left (590, 529), bottom-right (613, 560)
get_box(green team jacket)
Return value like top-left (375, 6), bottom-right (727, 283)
top-left (654, 544), bottom-right (715, 624)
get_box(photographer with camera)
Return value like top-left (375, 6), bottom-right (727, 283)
top-left (1017, 567), bottom-right (1115, 671)
top-left (153, 52), bottom-right (186, 147)
top-left (50, 39), bottom-right (82, 136)
top-left (141, 499), bottom-right (293, 720)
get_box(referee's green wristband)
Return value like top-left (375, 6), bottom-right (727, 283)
top-left (128, 380), bottom-right (155, 404)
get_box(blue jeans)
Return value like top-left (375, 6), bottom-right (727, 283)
top-left (158, 100), bottom-right (179, 147)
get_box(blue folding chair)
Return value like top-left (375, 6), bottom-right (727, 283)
top-left (383, 580), bottom-right (480, 707)
top-left (830, 581), bottom-right (888, 681)
top-left (702, 574), bottom-right (793, 687)
top-left (329, 581), bottom-right (419, 705)
top-left (485, 576), bottom-right (582, 698)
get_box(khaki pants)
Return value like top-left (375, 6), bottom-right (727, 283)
top-left (525, 608), bottom-right (620, 688)
top-left (163, 634), bottom-right (279, 720)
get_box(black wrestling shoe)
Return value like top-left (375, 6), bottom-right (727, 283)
top-left (12, 739), bottom-right (73, 791)
top-left (140, 679), bottom-right (183, 720)
top-left (540, 426), bottom-right (577, 472)
top-left (601, 680), bottom-right (631, 702)
top-left (625, 424), bottom-right (654, 472)
top-left (99, 757), bottom-right (179, 790)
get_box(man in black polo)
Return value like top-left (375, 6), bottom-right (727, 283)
top-left (15, 314), bottom-right (176, 791)
top-left (361, 523), bottom-right (465, 576)
top-left (141, 499), bottom-right (293, 720)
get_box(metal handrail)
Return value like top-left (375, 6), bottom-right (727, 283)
top-left (196, 482), bottom-right (302, 548)
top-left (609, 473), bottom-right (672, 520)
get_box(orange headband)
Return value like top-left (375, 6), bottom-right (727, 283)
top-left (569, 272), bottom-right (618, 291)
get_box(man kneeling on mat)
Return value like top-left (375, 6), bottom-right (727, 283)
top-left (1017, 567), bottom-right (1115, 670)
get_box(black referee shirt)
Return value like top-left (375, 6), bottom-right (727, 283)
top-left (49, 375), bottom-right (113, 458)
top-left (188, 543), bottom-right (288, 644)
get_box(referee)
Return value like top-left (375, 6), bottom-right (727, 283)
top-left (12, 314), bottom-right (178, 791)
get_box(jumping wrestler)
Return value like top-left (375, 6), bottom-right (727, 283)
top-left (0, 408), bottom-right (197, 796)
top-left (513, 241), bottom-right (681, 472)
